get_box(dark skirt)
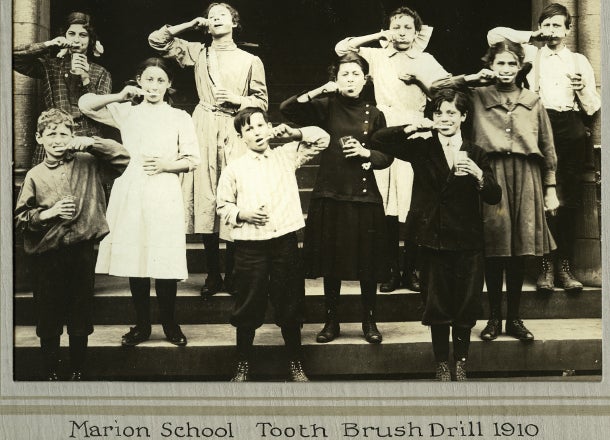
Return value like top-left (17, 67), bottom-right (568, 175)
top-left (420, 247), bottom-right (484, 328)
top-left (304, 198), bottom-right (389, 281)
top-left (483, 154), bottom-right (555, 257)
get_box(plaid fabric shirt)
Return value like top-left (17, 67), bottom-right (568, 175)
top-left (14, 42), bottom-right (113, 166)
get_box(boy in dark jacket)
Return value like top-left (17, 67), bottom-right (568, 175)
top-left (370, 89), bottom-right (501, 380)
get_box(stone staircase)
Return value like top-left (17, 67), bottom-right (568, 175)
top-left (11, 87), bottom-right (603, 381)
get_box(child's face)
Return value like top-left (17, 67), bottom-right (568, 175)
top-left (65, 24), bottom-right (89, 54)
top-left (539, 14), bottom-right (569, 47)
top-left (490, 51), bottom-right (520, 85)
top-left (207, 5), bottom-right (236, 37)
top-left (137, 66), bottom-right (171, 104)
top-left (389, 15), bottom-right (418, 51)
top-left (433, 100), bottom-right (466, 137)
top-left (239, 112), bottom-right (272, 153)
top-left (36, 123), bottom-right (73, 160)
top-left (336, 62), bottom-right (366, 98)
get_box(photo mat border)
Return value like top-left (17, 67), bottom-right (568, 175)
top-left (0, 0), bottom-right (608, 415)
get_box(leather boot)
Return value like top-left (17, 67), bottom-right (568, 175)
top-left (401, 269), bottom-right (421, 292)
top-left (200, 273), bottom-right (224, 299)
top-left (505, 319), bottom-right (534, 341)
top-left (362, 310), bottom-right (382, 344)
top-left (480, 319), bottom-right (501, 341)
top-left (230, 360), bottom-right (250, 382)
top-left (455, 359), bottom-right (467, 381)
top-left (435, 361), bottom-right (451, 381)
top-left (556, 259), bottom-right (583, 293)
top-left (288, 360), bottom-right (309, 382)
top-left (316, 308), bottom-right (340, 343)
top-left (379, 270), bottom-right (401, 293)
top-left (401, 244), bottom-right (421, 292)
top-left (536, 256), bottom-right (555, 293)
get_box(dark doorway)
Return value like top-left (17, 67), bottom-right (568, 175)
top-left (50, 0), bottom-right (532, 120)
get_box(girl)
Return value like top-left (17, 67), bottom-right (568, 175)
top-left (280, 53), bottom-right (392, 344)
top-left (79, 58), bottom-right (200, 347)
top-left (371, 89), bottom-right (502, 380)
top-left (149, 3), bottom-right (268, 298)
top-left (432, 41), bottom-right (558, 342)
top-left (14, 11), bottom-right (112, 166)
top-left (335, 6), bottom-right (451, 293)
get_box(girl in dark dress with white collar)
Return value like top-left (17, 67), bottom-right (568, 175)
top-left (280, 53), bottom-right (392, 344)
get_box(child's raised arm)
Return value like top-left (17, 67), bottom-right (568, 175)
top-left (430, 69), bottom-right (497, 94)
top-left (335, 31), bottom-right (391, 55)
top-left (148, 22), bottom-right (204, 68)
top-left (79, 86), bottom-right (144, 128)
top-left (13, 37), bottom-right (73, 78)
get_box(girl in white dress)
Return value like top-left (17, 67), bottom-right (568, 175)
top-left (79, 57), bottom-right (200, 347)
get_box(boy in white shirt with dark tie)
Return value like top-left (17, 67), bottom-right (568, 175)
top-left (217, 107), bottom-right (329, 382)
top-left (487, 2), bottom-right (601, 293)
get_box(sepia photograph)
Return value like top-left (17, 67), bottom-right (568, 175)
top-left (1, 0), bottom-right (608, 438)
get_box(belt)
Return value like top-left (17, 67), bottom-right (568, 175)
top-left (198, 102), bottom-right (237, 117)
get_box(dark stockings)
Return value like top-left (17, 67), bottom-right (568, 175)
top-left (236, 327), bottom-right (256, 361)
top-left (430, 325), bottom-right (471, 362)
top-left (360, 279), bottom-right (377, 315)
top-left (40, 335), bottom-right (89, 374)
top-left (40, 336), bottom-right (60, 373)
top-left (203, 233), bottom-right (221, 278)
top-left (69, 335), bottom-right (88, 371)
top-left (385, 216), bottom-right (400, 275)
top-left (281, 326), bottom-right (303, 360)
top-left (129, 277), bottom-right (178, 328)
top-left (484, 257), bottom-right (525, 320)
top-left (546, 207), bottom-right (577, 260)
top-left (323, 277), bottom-right (341, 315)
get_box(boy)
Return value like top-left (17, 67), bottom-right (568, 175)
top-left (487, 3), bottom-right (601, 293)
top-left (216, 108), bottom-right (329, 382)
top-left (335, 6), bottom-right (450, 293)
top-left (15, 108), bottom-right (129, 380)
top-left (370, 89), bottom-right (501, 380)
top-left (14, 12), bottom-right (112, 166)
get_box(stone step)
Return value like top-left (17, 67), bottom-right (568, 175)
top-left (13, 319), bottom-right (602, 380)
top-left (14, 274), bottom-right (601, 326)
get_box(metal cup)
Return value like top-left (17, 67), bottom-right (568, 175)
top-left (454, 151), bottom-right (468, 176)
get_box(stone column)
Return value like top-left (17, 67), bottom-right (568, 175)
top-left (13, 0), bottom-right (51, 176)
top-left (573, 0), bottom-right (601, 286)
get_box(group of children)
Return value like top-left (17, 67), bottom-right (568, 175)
top-left (14, 3), bottom-right (600, 382)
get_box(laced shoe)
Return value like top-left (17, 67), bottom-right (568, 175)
top-left (435, 361), bottom-right (451, 381)
top-left (230, 361), bottom-right (250, 382)
top-left (505, 319), bottom-right (534, 341)
top-left (455, 359), bottom-right (467, 381)
top-left (479, 319), bottom-right (501, 341)
top-left (121, 326), bottom-right (151, 346)
top-left (288, 360), bottom-right (309, 382)
top-left (536, 256), bottom-right (555, 293)
top-left (556, 259), bottom-right (583, 293)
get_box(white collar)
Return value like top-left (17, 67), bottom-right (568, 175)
top-left (541, 44), bottom-right (571, 59)
top-left (437, 131), bottom-right (463, 148)
top-left (246, 148), bottom-right (271, 160)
